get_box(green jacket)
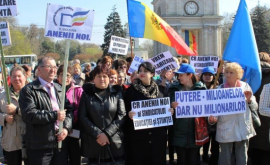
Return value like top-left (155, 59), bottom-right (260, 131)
top-left (169, 81), bottom-right (206, 148)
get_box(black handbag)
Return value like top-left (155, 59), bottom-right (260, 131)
top-left (250, 108), bottom-right (261, 128)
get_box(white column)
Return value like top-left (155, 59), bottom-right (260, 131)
top-left (204, 26), bottom-right (208, 55)
top-left (215, 26), bottom-right (218, 56)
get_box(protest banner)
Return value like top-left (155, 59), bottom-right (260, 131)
top-left (148, 51), bottom-right (178, 75)
top-left (128, 55), bottom-right (144, 74)
top-left (0, 22), bottom-right (11, 46)
top-left (175, 87), bottom-right (246, 118)
top-left (45, 4), bottom-right (95, 41)
top-left (108, 35), bottom-right (129, 55)
top-left (132, 97), bottom-right (173, 130)
top-left (190, 56), bottom-right (219, 74)
top-left (0, 0), bottom-right (17, 17)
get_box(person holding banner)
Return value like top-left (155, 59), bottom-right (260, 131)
top-left (209, 62), bottom-right (258, 165)
top-left (78, 66), bottom-right (125, 164)
top-left (55, 65), bottom-right (83, 165)
top-left (200, 66), bottom-right (219, 164)
top-left (0, 66), bottom-right (27, 165)
top-left (169, 64), bottom-right (207, 165)
top-left (125, 62), bottom-right (172, 165)
top-left (19, 57), bottom-right (73, 165)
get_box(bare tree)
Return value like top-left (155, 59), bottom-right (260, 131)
top-left (139, 39), bottom-right (154, 57)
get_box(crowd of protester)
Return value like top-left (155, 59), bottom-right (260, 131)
top-left (0, 53), bottom-right (269, 165)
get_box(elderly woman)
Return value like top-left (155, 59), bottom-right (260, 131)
top-left (0, 66), bottom-right (27, 165)
top-left (56, 65), bottom-right (83, 165)
top-left (73, 64), bottom-right (85, 86)
top-left (125, 62), bottom-right (173, 165)
top-left (209, 62), bottom-right (257, 165)
top-left (170, 64), bottom-right (207, 165)
top-left (79, 66), bottom-right (125, 164)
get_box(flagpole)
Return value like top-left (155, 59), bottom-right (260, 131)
top-left (58, 39), bottom-right (70, 151)
top-left (0, 31), bottom-right (11, 104)
top-left (213, 60), bottom-right (224, 88)
top-left (130, 36), bottom-right (134, 58)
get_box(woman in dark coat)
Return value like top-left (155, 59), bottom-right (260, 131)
top-left (79, 66), bottom-right (126, 163)
top-left (125, 62), bottom-right (172, 165)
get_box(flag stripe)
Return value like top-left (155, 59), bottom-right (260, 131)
top-left (127, 0), bottom-right (145, 37)
top-left (72, 10), bottom-right (90, 17)
top-left (72, 16), bottom-right (88, 23)
top-left (72, 22), bottom-right (84, 26)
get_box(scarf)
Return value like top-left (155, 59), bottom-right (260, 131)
top-left (133, 79), bottom-right (159, 99)
top-left (224, 80), bottom-right (241, 88)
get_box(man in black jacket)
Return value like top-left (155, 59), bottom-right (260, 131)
top-left (19, 57), bottom-right (73, 165)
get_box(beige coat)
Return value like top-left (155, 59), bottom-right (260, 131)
top-left (0, 91), bottom-right (26, 151)
top-left (216, 81), bottom-right (257, 143)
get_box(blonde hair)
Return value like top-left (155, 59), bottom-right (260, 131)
top-left (73, 63), bottom-right (81, 70)
top-left (225, 62), bottom-right (244, 80)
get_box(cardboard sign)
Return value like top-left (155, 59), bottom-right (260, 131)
top-left (128, 55), bottom-right (144, 74)
top-left (148, 51), bottom-right (178, 75)
top-left (132, 97), bottom-right (173, 130)
top-left (175, 87), bottom-right (246, 118)
top-left (0, 0), bottom-right (17, 17)
top-left (45, 4), bottom-right (95, 41)
top-left (0, 22), bottom-right (11, 46)
top-left (108, 35), bottom-right (129, 55)
top-left (190, 56), bottom-right (219, 74)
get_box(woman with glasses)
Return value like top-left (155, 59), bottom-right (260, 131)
top-left (72, 64), bottom-right (85, 86)
top-left (56, 65), bottom-right (83, 165)
top-left (0, 66), bottom-right (27, 165)
top-left (117, 59), bottom-right (131, 85)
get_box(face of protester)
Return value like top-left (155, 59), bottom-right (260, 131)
top-left (86, 65), bottom-right (91, 71)
top-left (57, 72), bottom-right (72, 86)
top-left (11, 70), bottom-right (26, 91)
top-left (178, 73), bottom-right (192, 86)
top-left (94, 73), bottom-right (109, 89)
top-left (38, 59), bottom-right (57, 82)
top-left (26, 70), bottom-right (32, 78)
top-left (131, 73), bottom-right (139, 83)
top-left (224, 69), bottom-right (238, 85)
top-left (109, 74), bottom-right (118, 85)
top-left (202, 73), bottom-right (214, 83)
top-left (74, 67), bottom-right (81, 75)
top-left (165, 70), bottom-right (174, 81)
top-left (118, 65), bottom-right (127, 73)
top-left (106, 62), bottom-right (112, 69)
top-left (138, 66), bottom-right (154, 85)
top-left (118, 72), bottom-right (126, 86)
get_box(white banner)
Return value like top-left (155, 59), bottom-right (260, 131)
top-left (190, 56), bottom-right (219, 74)
top-left (128, 55), bottom-right (144, 74)
top-left (132, 97), bottom-right (173, 130)
top-left (148, 51), bottom-right (178, 75)
top-left (108, 35), bottom-right (129, 55)
top-left (0, 22), bottom-right (11, 46)
top-left (175, 87), bottom-right (246, 118)
top-left (0, 1), bottom-right (17, 17)
top-left (45, 4), bottom-right (95, 41)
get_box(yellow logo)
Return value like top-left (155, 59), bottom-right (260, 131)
top-left (151, 13), bottom-right (162, 30)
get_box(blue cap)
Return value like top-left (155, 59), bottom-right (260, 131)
top-left (202, 67), bottom-right (215, 74)
top-left (174, 64), bottom-right (195, 74)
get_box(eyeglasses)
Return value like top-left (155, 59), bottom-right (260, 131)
top-left (120, 66), bottom-right (127, 69)
top-left (41, 65), bottom-right (58, 70)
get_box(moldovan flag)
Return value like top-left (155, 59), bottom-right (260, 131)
top-left (185, 30), bottom-right (197, 55)
top-left (223, 0), bottom-right (261, 93)
top-left (127, 0), bottom-right (196, 56)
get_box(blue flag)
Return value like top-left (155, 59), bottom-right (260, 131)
top-left (223, 0), bottom-right (261, 93)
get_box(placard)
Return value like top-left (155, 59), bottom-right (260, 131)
top-left (175, 87), bottom-right (246, 118)
top-left (132, 97), bottom-right (173, 130)
top-left (0, 0), bottom-right (17, 17)
top-left (45, 4), bottom-right (95, 41)
top-left (128, 55), bottom-right (144, 74)
top-left (0, 22), bottom-right (11, 46)
top-left (108, 35), bottom-right (129, 55)
top-left (190, 56), bottom-right (219, 74)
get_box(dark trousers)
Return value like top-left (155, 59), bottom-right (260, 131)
top-left (203, 132), bottom-right (219, 165)
top-left (175, 147), bottom-right (199, 165)
top-left (5, 149), bottom-right (22, 165)
top-left (27, 148), bottom-right (68, 165)
top-left (168, 129), bottom-right (175, 161)
top-left (67, 136), bottom-right (81, 165)
top-left (250, 148), bottom-right (270, 165)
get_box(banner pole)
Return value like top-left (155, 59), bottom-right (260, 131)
top-left (213, 60), bottom-right (224, 89)
top-left (58, 40), bottom-right (70, 150)
top-left (130, 36), bottom-right (134, 58)
top-left (0, 32), bottom-right (11, 104)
